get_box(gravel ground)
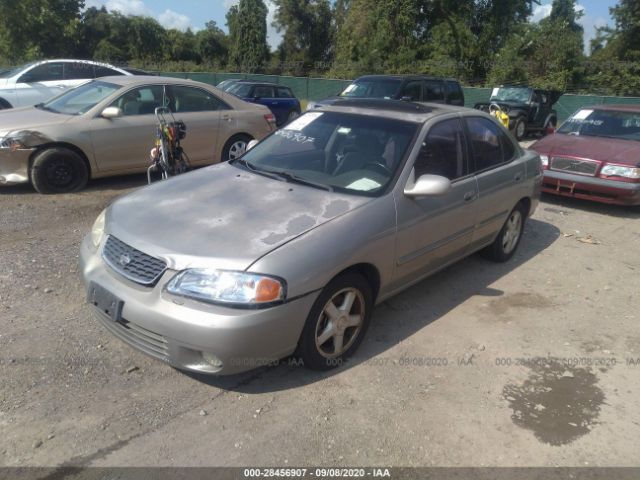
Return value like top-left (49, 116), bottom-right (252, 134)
top-left (1, 151), bottom-right (640, 471)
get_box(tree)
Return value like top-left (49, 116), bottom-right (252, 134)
top-left (0, 0), bottom-right (85, 62)
top-left (272, 0), bottom-right (332, 72)
top-left (227, 0), bottom-right (270, 72)
top-left (195, 21), bottom-right (228, 66)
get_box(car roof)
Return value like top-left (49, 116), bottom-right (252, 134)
top-left (354, 74), bottom-right (460, 83)
top-left (585, 104), bottom-right (640, 113)
top-left (318, 98), bottom-right (469, 123)
top-left (97, 75), bottom-right (210, 86)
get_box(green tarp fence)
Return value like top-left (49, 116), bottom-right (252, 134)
top-left (161, 72), bottom-right (640, 123)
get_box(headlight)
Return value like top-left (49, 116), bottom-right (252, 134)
top-left (166, 269), bottom-right (286, 307)
top-left (0, 136), bottom-right (25, 151)
top-left (540, 155), bottom-right (549, 167)
top-left (600, 164), bottom-right (640, 179)
top-left (91, 209), bottom-right (106, 248)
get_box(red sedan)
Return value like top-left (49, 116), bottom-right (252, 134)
top-left (530, 104), bottom-right (640, 206)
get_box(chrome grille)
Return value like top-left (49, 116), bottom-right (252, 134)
top-left (102, 235), bottom-right (166, 286)
top-left (550, 157), bottom-right (599, 176)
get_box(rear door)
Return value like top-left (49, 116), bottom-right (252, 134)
top-left (399, 80), bottom-right (422, 101)
top-left (393, 117), bottom-right (479, 285)
top-left (464, 116), bottom-right (527, 251)
top-left (169, 84), bottom-right (224, 165)
top-left (446, 81), bottom-right (465, 106)
top-left (14, 62), bottom-right (65, 107)
top-left (423, 80), bottom-right (446, 104)
top-left (252, 85), bottom-right (283, 123)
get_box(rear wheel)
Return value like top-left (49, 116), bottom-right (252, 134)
top-left (286, 110), bottom-right (299, 123)
top-left (482, 203), bottom-right (527, 262)
top-left (512, 117), bottom-right (527, 141)
top-left (30, 147), bottom-right (89, 194)
top-left (221, 134), bottom-right (252, 162)
top-left (296, 273), bottom-right (373, 370)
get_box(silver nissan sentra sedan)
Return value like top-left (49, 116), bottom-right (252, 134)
top-left (80, 99), bottom-right (542, 375)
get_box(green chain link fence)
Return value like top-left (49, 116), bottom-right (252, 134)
top-left (161, 72), bottom-right (640, 124)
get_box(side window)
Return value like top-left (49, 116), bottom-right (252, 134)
top-left (111, 85), bottom-right (167, 116)
top-left (64, 62), bottom-right (95, 80)
top-left (172, 85), bottom-right (228, 112)
top-left (276, 87), bottom-right (293, 98)
top-left (466, 117), bottom-right (513, 171)
top-left (400, 81), bottom-right (421, 101)
top-left (424, 81), bottom-right (445, 102)
top-left (95, 66), bottom-right (125, 78)
top-left (414, 118), bottom-right (467, 181)
top-left (18, 63), bottom-right (64, 83)
top-left (254, 86), bottom-right (274, 98)
top-left (446, 81), bottom-right (463, 104)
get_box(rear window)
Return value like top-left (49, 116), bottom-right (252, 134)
top-left (276, 87), bottom-right (294, 98)
top-left (446, 81), bottom-right (463, 103)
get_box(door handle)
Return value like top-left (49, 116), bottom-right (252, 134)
top-left (221, 115), bottom-right (232, 122)
top-left (514, 173), bottom-right (523, 182)
top-left (463, 191), bottom-right (476, 202)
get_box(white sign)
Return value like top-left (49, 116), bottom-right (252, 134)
top-left (347, 178), bottom-right (382, 191)
top-left (286, 112), bottom-right (323, 131)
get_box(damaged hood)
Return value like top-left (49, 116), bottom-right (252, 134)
top-left (106, 162), bottom-right (372, 272)
top-left (0, 106), bottom-right (74, 138)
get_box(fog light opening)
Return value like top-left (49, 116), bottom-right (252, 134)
top-left (202, 351), bottom-right (223, 369)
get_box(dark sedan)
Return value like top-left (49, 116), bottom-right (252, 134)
top-left (530, 105), bottom-right (640, 206)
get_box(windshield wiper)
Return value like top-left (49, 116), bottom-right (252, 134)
top-left (259, 168), bottom-right (334, 191)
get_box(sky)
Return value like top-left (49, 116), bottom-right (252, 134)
top-left (84, 0), bottom-right (618, 53)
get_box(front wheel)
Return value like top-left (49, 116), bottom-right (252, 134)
top-left (482, 203), bottom-right (527, 262)
top-left (296, 273), bottom-right (373, 370)
top-left (221, 134), bottom-right (252, 162)
top-left (30, 147), bottom-right (89, 194)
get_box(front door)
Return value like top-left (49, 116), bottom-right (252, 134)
top-left (90, 84), bottom-right (167, 172)
top-left (393, 117), bottom-right (478, 286)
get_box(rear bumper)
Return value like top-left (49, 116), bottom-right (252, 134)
top-left (542, 170), bottom-right (640, 206)
top-left (80, 235), bottom-right (319, 375)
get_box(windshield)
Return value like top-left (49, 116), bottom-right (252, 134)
top-left (40, 80), bottom-right (121, 115)
top-left (229, 83), bottom-right (252, 97)
top-left (0, 63), bottom-right (33, 79)
top-left (339, 79), bottom-right (402, 99)
top-left (490, 87), bottom-right (532, 103)
top-left (557, 109), bottom-right (640, 141)
top-left (237, 111), bottom-right (418, 197)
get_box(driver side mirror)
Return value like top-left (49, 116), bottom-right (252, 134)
top-left (246, 139), bottom-right (259, 151)
top-left (101, 106), bottom-right (122, 119)
top-left (404, 173), bottom-right (451, 198)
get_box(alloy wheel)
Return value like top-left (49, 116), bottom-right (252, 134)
top-left (314, 288), bottom-right (365, 359)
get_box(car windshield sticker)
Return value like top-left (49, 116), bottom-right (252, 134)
top-left (286, 112), bottom-right (323, 131)
top-left (492, 88), bottom-right (499, 97)
top-left (347, 178), bottom-right (382, 191)
top-left (573, 109), bottom-right (593, 120)
top-left (275, 129), bottom-right (315, 143)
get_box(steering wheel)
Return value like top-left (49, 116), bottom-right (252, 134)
top-left (364, 160), bottom-right (392, 176)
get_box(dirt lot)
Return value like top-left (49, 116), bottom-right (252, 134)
top-left (1, 160), bottom-right (640, 471)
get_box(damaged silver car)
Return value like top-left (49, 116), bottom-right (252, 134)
top-left (0, 76), bottom-right (275, 193)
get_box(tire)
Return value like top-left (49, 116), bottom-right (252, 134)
top-left (221, 134), bottom-right (252, 162)
top-left (0, 98), bottom-right (11, 110)
top-left (482, 202), bottom-right (527, 262)
top-left (512, 117), bottom-right (527, 141)
top-left (543, 117), bottom-right (557, 136)
top-left (286, 110), bottom-right (299, 124)
top-left (30, 147), bottom-right (89, 194)
top-left (296, 273), bottom-right (373, 370)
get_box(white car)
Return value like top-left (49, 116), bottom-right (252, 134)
top-left (0, 59), bottom-right (141, 109)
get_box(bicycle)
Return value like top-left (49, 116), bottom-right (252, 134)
top-left (147, 106), bottom-right (190, 184)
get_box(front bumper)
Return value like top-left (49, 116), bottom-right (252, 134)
top-left (80, 235), bottom-right (319, 375)
top-left (542, 170), bottom-right (640, 206)
top-left (0, 148), bottom-right (32, 185)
